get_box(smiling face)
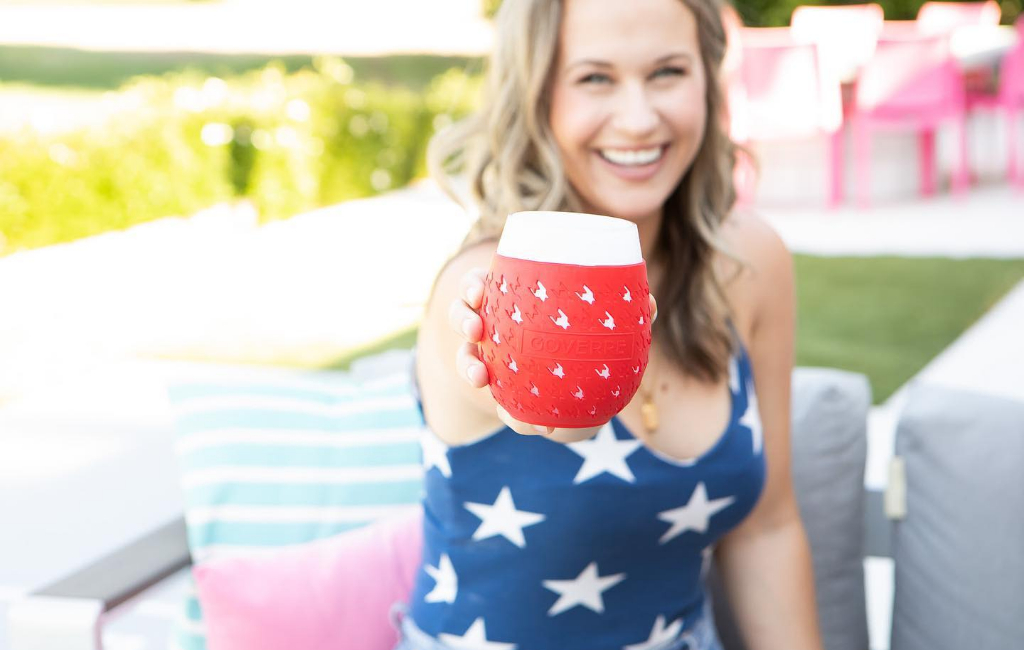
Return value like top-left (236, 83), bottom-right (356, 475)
top-left (549, 0), bottom-right (708, 225)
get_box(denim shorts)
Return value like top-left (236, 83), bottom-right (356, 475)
top-left (390, 601), bottom-right (724, 650)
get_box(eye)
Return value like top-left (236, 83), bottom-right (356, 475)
top-left (651, 66), bottom-right (687, 79)
top-left (578, 72), bottom-right (612, 85)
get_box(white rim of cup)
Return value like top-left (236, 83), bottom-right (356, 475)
top-left (496, 211), bottom-right (643, 267)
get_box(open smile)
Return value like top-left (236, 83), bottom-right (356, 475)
top-left (595, 144), bottom-right (670, 180)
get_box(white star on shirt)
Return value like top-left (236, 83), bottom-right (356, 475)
top-left (566, 422), bottom-right (642, 484)
top-left (623, 615), bottom-right (686, 650)
top-left (438, 618), bottom-right (517, 650)
top-left (739, 379), bottom-right (763, 454)
top-left (542, 561), bottom-right (626, 616)
top-left (424, 553), bottom-right (458, 604)
top-left (421, 432), bottom-right (452, 478)
top-left (658, 482), bottom-right (735, 544)
top-left (465, 486), bottom-right (545, 548)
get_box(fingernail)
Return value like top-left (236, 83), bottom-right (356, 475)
top-left (467, 366), bottom-right (477, 382)
top-left (534, 425), bottom-right (549, 434)
top-left (462, 318), bottom-right (475, 337)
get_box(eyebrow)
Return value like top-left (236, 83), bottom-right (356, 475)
top-left (564, 52), bottom-right (694, 73)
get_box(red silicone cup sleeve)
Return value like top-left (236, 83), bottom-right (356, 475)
top-left (478, 255), bottom-right (652, 428)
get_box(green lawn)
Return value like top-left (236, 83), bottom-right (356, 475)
top-left (325, 325), bottom-right (420, 372)
top-left (322, 256), bottom-right (1024, 405)
top-left (0, 45), bottom-right (482, 91)
top-left (794, 255), bottom-right (1024, 402)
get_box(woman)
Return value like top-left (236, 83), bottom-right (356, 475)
top-left (401, 0), bottom-right (823, 648)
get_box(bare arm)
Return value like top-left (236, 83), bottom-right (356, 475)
top-left (416, 241), bottom-right (511, 444)
top-left (715, 216), bottom-right (823, 650)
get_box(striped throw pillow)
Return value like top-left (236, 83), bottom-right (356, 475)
top-left (167, 350), bottom-right (425, 650)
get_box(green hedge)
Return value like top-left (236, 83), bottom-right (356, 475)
top-left (0, 59), bottom-right (481, 254)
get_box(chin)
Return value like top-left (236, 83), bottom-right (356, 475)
top-left (588, 193), bottom-right (672, 223)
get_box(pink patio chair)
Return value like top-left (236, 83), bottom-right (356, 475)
top-left (729, 28), bottom-right (844, 206)
top-left (916, 0), bottom-right (1001, 35)
top-left (964, 18), bottom-right (1024, 187)
top-left (917, 0), bottom-right (1003, 115)
top-left (851, 34), bottom-right (969, 206)
top-left (991, 20), bottom-right (1024, 186)
top-left (791, 4), bottom-right (885, 85)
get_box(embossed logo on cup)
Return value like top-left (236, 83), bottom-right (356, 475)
top-left (519, 330), bottom-right (635, 361)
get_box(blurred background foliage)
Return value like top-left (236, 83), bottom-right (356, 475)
top-left (3, 0), bottom-right (1020, 254)
top-left (0, 58), bottom-right (481, 253)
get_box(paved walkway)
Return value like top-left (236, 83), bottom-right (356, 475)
top-left (0, 181), bottom-right (473, 399)
top-left (760, 184), bottom-right (1024, 259)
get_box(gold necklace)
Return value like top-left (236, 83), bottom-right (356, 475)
top-left (639, 353), bottom-right (658, 433)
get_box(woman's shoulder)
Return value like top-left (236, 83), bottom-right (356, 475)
top-left (720, 209), bottom-right (791, 268)
top-left (716, 209), bottom-right (794, 336)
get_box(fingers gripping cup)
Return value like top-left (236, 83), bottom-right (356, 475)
top-left (479, 211), bottom-right (652, 429)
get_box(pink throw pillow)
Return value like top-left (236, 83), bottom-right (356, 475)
top-left (193, 507), bottom-right (423, 650)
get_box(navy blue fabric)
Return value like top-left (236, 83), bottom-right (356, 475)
top-left (408, 344), bottom-right (765, 650)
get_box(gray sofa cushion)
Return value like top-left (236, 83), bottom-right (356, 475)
top-left (891, 384), bottom-right (1024, 650)
top-left (710, 367), bottom-right (870, 650)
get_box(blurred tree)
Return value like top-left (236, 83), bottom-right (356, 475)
top-left (1001, 0), bottom-right (1022, 23)
top-left (731, 0), bottom-right (916, 25)
top-left (229, 119), bottom-right (256, 196)
top-left (482, 0), bottom-right (1020, 27)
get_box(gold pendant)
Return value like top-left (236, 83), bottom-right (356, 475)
top-left (641, 395), bottom-right (658, 433)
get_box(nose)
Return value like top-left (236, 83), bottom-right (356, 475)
top-left (611, 81), bottom-right (659, 137)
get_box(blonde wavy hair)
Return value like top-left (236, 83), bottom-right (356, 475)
top-left (428, 0), bottom-right (739, 383)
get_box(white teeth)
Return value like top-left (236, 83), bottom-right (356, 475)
top-left (599, 146), bottom-right (663, 166)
